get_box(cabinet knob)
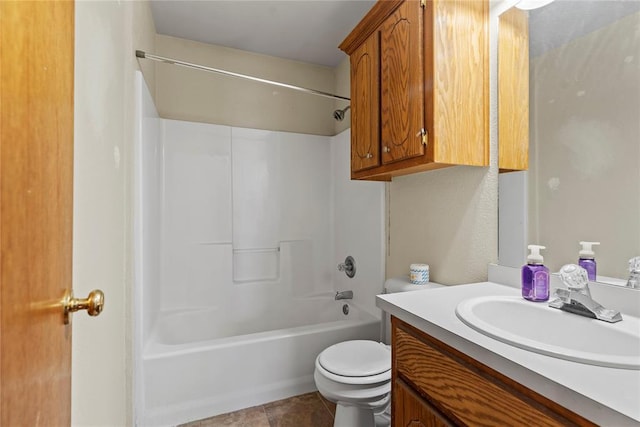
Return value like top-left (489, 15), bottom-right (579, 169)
top-left (366, 153), bottom-right (373, 159)
top-left (383, 146), bottom-right (390, 153)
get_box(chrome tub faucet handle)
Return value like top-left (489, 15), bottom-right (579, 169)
top-left (337, 256), bottom-right (356, 278)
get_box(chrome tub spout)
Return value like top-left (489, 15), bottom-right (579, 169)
top-left (335, 290), bottom-right (353, 300)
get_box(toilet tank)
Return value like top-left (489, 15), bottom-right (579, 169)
top-left (381, 276), bottom-right (444, 344)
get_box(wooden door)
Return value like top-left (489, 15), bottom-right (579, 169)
top-left (0, 1), bottom-right (75, 425)
top-left (380, 0), bottom-right (425, 164)
top-left (350, 33), bottom-right (380, 174)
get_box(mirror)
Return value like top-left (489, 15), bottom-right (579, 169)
top-left (498, 1), bottom-right (640, 284)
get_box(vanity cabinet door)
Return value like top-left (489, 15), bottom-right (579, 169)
top-left (379, 0), bottom-right (425, 165)
top-left (392, 317), bottom-right (597, 427)
top-left (394, 378), bottom-right (452, 427)
top-left (351, 33), bottom-right (380, 173)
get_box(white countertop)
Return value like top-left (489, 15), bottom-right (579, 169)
top-left (377, 281), bottom-right (640, 426)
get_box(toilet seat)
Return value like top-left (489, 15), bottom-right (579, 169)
top-left (316, 340), bottom-right (391, 385)
top-left (319, 340), bottom-right (390, 377)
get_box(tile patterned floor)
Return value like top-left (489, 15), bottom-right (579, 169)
top-left (180, 392), bottom-right (336, 427)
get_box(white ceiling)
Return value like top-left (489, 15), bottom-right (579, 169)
top-left (150, 0), bottom-right (376, 68)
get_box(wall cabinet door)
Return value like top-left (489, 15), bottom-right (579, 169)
top-left (351, 33), bottom-right (380, 172)
top-left (340, 0), bottom-right (489, 181)
top-left (379, 0), bottom-right (424, 165)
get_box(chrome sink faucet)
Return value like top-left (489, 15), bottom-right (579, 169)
top-left (335, 290), bottom-right (353, 300)
top-left (549, 264), bottom-right (622, 323)
top-left (627, 256), bottom-right (640, 289)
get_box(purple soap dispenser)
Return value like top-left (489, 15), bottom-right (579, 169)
top-left (578, 241), bottom-right (600, 281)
top-left (522, 245), bottom-right (550, 302)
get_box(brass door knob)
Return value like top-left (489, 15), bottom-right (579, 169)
top-left (62, 289), bottom-right (104, 324)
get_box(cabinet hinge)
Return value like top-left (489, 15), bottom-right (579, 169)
top-left (418, 128), bottom-right (428, 146)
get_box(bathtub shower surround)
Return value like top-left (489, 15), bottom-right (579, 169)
top-left (161, 120), bottom-right (333, 310)
top-left (134, 73), bottom-right (385, 426)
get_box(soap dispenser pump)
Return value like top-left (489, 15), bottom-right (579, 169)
top-left (522, 245), bottom-right (550, 302)
top-left (578, 241), bottom-right (600, 281)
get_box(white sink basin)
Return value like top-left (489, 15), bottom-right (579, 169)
top-left (455, 296), bottom-right (640, 370)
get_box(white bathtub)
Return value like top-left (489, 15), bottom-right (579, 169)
top-left (141, 297), bottom-right (380, 426)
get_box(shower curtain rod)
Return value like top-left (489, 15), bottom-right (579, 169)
top-left (135, 50), bottom-right (350, 102)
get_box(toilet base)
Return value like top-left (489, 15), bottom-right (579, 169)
top-left (334, 404), bottom-right (375, 427)
top-left (332, 404), bottom-right (391, 427)
top-left (374, 402), bottom-right (391, 427)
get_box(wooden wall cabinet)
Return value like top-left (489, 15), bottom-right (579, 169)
top-left (498, 7), bottom-right (529, 172)
top-left (340, 0), bottom-right (489, 181)
top-left (392, 317), bottom-right (596, 427)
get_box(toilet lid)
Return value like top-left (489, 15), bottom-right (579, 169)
top-left (318, 340), bottom-right (390, 377)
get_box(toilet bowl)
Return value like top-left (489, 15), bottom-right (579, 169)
top-left (314, 340), bottom-right (391, 427)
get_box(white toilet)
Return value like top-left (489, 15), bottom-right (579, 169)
top-left (315, 277), bottom-right (444, 427)
top-left (314, 340), bottom-right (391, 427)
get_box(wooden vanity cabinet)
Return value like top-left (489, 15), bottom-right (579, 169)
top-left (391, 317), bottom-right (597, 427)
top-left (340, 0), bottom-right (489, 181)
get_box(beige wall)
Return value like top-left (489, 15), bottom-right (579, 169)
top-left (387, 166), bottom-right (498, 284)
top-left (73, 1), bottom-right (155, 425)
top-left (528, 12), bottom-right (640, 278)
top-left (155, 35), bottom-right (337, 136)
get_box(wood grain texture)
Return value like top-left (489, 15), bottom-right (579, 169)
top-left (498, 7), bottom-right (529, 172)
top-left (342, 0), bottom-right (489, 180)
top-left (339, 0), bottom-right (405, 55)
top-left (380, 0), bottom-right (425, 164)
top-left (432, 0), bottom-right (489, 166)
top-left (394, 378), bottom-right (452, 427)
top-left (351, 158), bottom-right (450, 180)
top-left (392, 318), bottom-right (597, 427)
top-left (422, 0), bottom-right (435, 164)
top-left (1, 1), bottom-right (74, 425)
top-left (351, 33), bottom-right (381, 173)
